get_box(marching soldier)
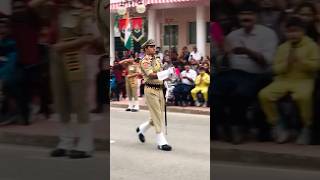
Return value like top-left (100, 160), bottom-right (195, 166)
top-left (119, 58), bottom-right (141, 112)
top-left (50, 0), bottom-right (97, 159)
top-left (136, 39), bottom-right (175, 151)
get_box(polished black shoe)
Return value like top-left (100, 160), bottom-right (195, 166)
top-left (69, 150), bottom-right (92, 159)
top-left (50, 149), bottom-right (68, 157)
top-left (125, 108), bottom-right (131, 111)
top-left (131, 109), bottom-right (138, 112)
top-left (157, 144), bottom-right (172, 151)
top-left (136, 127), bottom-right (145, 143)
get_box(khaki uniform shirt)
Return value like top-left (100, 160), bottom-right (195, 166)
top-left (58, 8), bottom-right (90, 81)
top-left (127, 63), bottom-right (140, 87)
top-left (140, 54), bottom-right (163, 85)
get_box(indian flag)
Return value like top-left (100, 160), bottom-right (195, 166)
top-left (119, 13), bottom-right (133, 50)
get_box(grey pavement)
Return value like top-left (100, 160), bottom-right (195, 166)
top-left (0, 113), bottom-right (108, 150)
top-left (0, 144), bottom-right (108, 180)
top-left (212, 161), bottom-right (320, 180)
top-left (212, 141), bottom-right (320, 170)
top-left (110, 98), bottom-right (210, 115)
top-left (110, 107), bottom-right (210, 180)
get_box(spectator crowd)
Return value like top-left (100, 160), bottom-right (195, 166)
top-left (211, 0), bottom-right (320, 145)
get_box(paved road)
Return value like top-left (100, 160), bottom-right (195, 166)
top-left (212, 161), bottom-right (320, 180)
top-left (110, 107), bottom-right (210, 180)
top-left (0, 144), bottom-right (108, 180)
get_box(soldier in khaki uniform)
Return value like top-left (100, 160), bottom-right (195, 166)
top-left (136, 39), bottom-right (175, 151)
top-left (119, 58), bottom-right (141, 112)
top-left (50, 0), bottom-right (97, 159)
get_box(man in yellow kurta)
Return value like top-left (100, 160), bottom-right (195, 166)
top-left (259, 17), bottom-right (320, 145)
top-left (136, 39), bottom-right (175, 151)
top-left (191, 67), bottom-right (210, 107)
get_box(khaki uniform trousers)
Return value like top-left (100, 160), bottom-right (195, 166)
top-left (144, 86), bottom-right (165, 134)
top-left (50, 51), bottom-right (89, 124)
top-left (125, 77), bottom-right (138, 101)
top-left (259, 79), bottom-right (314, 127)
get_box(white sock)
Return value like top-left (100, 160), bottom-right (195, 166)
top-left (156, 132), bottom-right (168, 146)
top-left (139, 121), bottom-right (151, 134)
top-left (134, 100), bottom-right (139, 110)
top-left (127, 100), bottom-right (133, 109)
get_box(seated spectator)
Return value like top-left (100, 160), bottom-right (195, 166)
top-left (191, 66), bottom-right (210, 107)
top-left (202, 62), bottom-right (210, 74)
top-left (190, 58), bottom-right (199, 72)
top-left (259, 17), bottom-right (320, 145)
top-left (189, 46), bottom-right (202, 62)
top-left (173, 64), bottom-right (197, 106)
top-left (178, 46), bottom-right (190, 61)
top-left (212, 1), bottom-right (278, 144)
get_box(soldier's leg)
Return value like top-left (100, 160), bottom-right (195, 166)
top-left (144, 87), bottom-right (163, 133)
top-left (132, 82), bottom-right (139, 111)
top-left (136, 96), bottom-right (152, 142)
top-left (157, 88), bottom-right (172, 150)
top-left (50, 52), bottom-right (74, 156)
top-left (70, 81), bottom-right (94, 154)
top-left (125, 78), bottom-right (133, 111)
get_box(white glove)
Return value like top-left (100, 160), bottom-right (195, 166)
top-left (168, 67), bottom-right (175, 75)
top-left (157, 69), bottom-right (170, 81)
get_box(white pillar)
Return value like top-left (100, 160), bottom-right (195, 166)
top-left (110, 13), bottom-right (115, 65)
top-left (148, 9), bottom-right (156, 40)
top-left (155, 18), bottom-right (161, 47)
top-left (196, 5), bottom-right (206, 57)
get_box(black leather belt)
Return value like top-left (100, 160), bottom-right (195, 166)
top-left (145, 83), bottom-right (163, 90)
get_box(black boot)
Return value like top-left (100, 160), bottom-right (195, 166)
top-left (136, 127), bottom-right (145, 143)
top-left (50, 149), bottom-right (68, 157)
top-left (69, 150), bottom-right (92, 159)
top-left (157, 144), bottom-right (172, 151)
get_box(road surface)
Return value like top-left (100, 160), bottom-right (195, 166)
top-left (110, 107), bottom-right (210, 180)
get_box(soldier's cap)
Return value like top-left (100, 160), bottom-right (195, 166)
top-left (141, 39), bottom-right (156, 49)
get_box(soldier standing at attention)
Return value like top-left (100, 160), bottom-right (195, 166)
top-left (119, 58), bottom-right (141, 112)
top-left (50, 0), bottom-right (97, 159)
top-left (136, 39), bottom-right (175, 151)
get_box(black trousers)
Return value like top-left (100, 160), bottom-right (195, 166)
top-left (212, 70), bottom-right (272, 134)
top-left (173, 83), bottom-right (193, 103)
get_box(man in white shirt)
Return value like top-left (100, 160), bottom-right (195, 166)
top-left (212, 1), bottom-right (278, 144)
top-left (189, 46), bottom-right (202, 62)
top-left (173, 65), bottom-right (197, 106)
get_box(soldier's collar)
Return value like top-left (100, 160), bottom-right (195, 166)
top-left (146, 54), bottom-right (155, 60)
